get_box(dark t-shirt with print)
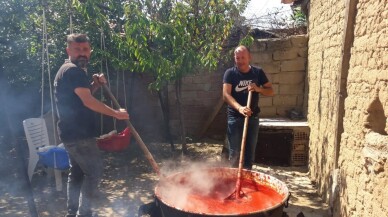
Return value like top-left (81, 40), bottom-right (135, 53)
top-left (54, 60), bottom-right (97, 143)
top-left (223, 66), bottom-right (269, 118)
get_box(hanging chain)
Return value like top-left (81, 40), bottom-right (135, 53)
top-left (41, 5), bottom-right (46, 118)
top-left (102, 30), bottom-right (115, 129)
top-left (41, 0), bottom-right (58, 145)
top-left (69, 0), bottom-right (73, 34)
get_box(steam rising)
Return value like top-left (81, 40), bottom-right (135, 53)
top-left (155, 159), bottom-right (287, 215)
top-left (156, 161), bottom-right (236, 211)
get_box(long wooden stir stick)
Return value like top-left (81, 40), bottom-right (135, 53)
top-left (234, 90), bottom-right (253, 198)
top-left (102, 84), bottom-right (161, 176)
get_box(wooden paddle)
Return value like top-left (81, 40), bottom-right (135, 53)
top-left (101, 83), bottom-right (161, 176)
top-left (226, 90), bottom-right (253, 199)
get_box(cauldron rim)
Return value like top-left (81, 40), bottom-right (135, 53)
top-left (154, 167), bottom-right (290, 216)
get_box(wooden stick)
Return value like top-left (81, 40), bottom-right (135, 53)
top-left (197, 96), bottom-right (224, 138)
top-left (102, 84), bottom-right (161, 176)
top-left (235, 91), bottom-right (253, 198)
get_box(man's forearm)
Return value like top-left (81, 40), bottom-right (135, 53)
top-left (223, 93), bottom-right (241, 111)
top-left (83, 96), bottom-right (118, 118)
top-left (257, 86), bottom-right (274, 96)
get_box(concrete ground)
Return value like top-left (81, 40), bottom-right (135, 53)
top-left (252, 164), bottom-right (330, 217)
top-left (0, 140), bottom-right (330, 217)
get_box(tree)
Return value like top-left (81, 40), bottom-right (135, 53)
top-left (0, 0), bottom-right (252, 156)
top-left (73, 0), bottom-right (252, 154)
top-left (0, 0), bottom-right (41, 90)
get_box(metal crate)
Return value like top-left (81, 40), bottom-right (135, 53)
top-left (291, 150), bottom-right (308, 166)
top-left (256, 119), bottom-right (310, 167)
top-left (255, 129), bottom-right (294, 166)
top-left (291, 129), bottom-right (309, 166)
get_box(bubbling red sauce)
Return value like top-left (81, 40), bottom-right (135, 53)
top-left (156, 175), bottom-right (285, 215)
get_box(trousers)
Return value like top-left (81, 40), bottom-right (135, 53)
top-left (64, 138), bottom-right (103, 216)
top-left (227, 116), bottom-right (259, 170)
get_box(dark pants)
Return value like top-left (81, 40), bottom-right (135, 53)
top-left (227, 116), bottom-right (259, 170)
top-left (64, 138), bottom-right (103, 217)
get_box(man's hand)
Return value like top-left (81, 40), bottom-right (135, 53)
top-left (248, 83), bottom-right (260, 93)
top-left (238, 105), bottom-right (252, 117)
top-left (115, 108), bottom-right (129, 120)
top-left (92, 73), bottom-right (107, 85)
top-left (91, 73), bottom-right (107, 94)
top-left (249, 82), bottom-right (275, 96)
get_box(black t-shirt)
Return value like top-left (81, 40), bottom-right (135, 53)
top-left (54, 60), bottom-right (97, 142)
top-left (223, 66), bottom-right (269, 118)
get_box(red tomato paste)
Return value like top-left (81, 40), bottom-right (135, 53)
top-left (156, 176), bottom-right (284, 215)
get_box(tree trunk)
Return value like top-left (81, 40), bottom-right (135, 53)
top-left (175, 78), bottom-right (187, 155)
top-left (157, 84), bottom-right (175, 151)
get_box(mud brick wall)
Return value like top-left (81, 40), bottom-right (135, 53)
top-left (307, 0), bottom-right (388, 216)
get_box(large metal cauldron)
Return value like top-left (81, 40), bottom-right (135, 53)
top-left (154, 167), bottom-right (290, 217)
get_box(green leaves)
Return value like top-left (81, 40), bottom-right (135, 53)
top-left (1, 0), bottom-right (249, 91)
top-left (71, 0), bottom-right (248, 90)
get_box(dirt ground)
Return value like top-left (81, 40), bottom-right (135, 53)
top-left (0, 139), bottom-right (330, 217)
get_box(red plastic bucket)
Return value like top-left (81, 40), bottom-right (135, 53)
top-left (97, 127), bottom-right (131, 152)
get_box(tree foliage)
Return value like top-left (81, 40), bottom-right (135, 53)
top-left (0, 0), bottom-right (251, 142)
top-left (70, 0), bottom-right (252, 147)
top-left (1, 0), bottom-right (251, 90)
top-left (72, 0), bottom-right (250, 90)
top-left (1, 0), bottom-right (40, 89)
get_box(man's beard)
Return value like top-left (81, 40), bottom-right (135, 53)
top-left (74, 56), bottom-right (89, 68)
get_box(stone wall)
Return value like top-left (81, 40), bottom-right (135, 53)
top-left (124, 35), bottom-right (308, 141)
top-left (250, 36), bottom-right (308, 117)
top-left (307, 0), bottom-right (388, 216)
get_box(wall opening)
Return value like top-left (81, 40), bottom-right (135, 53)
top-left (364, 92), bottom-right (387, 135)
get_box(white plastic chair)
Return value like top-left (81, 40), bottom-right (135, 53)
top-left (22, 118), bottom-right (64, 191)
